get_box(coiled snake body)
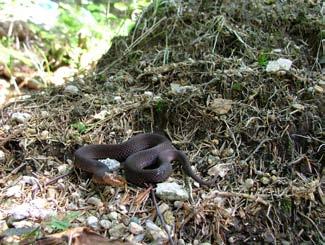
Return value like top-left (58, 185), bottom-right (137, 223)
top-left (74, 133), bottom-right (217, 186)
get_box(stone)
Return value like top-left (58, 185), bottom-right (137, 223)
top-left (108, 211), bottom-right (119, 220)
top-left (11, 112), bottom-right (31, 123)
top-left (208, 164), bottom-right (229, 178)
top-left (261, 176), bottom-right (270, 185)
top-left (266, 58), bottom-right (292, 72)
top-left (170, 83), bottom-right (196, 94)
top-left (244, 178), bottom-right (254, 189)
top-left (156, 182), bottom-right (189, 201)
top-left (0, 150), bottom-right (5, 163)
top-left (98, 158), bottom-right (121, 171)
top-left (87, 197), bottom-right (103, 207)
top-left (158, 203), bottom-right (169, 214)
top-left (63, 85), bottom-right (79, 95)
top-left (145, 220), bottom-right (168, 242)
top-left (99, 219), bottom-right (112, 229)
top-left (129, 222), bottom-right (144, 234)
top-left (109, 223), bottom-right (127, 238)
top-left (86, 216), bottom-right (98, 229)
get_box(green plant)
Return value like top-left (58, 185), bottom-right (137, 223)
top-left (232, 82), bottom-right (243, 92)
top-left (72, 122), bottom-right (87, 134)
top-left (258, 52), bottom-right (268, 67)
top-left (155, 99), bottom-right (167, 112)
top-left (47, 212), bottom-right (80, 232)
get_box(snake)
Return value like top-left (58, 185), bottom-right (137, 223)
top-left (74, 133), bottom-right (218, 186)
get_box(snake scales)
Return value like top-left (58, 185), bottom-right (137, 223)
top-left (74, 133), bottom-right (217, 186)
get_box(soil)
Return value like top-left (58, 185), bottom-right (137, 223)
top-left (0, 1), bottom-right (324, 244)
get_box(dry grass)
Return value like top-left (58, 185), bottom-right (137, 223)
top-left (0, 0), bottom-right (324, 244)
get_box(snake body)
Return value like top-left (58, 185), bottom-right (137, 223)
top-left (74, 133), bottom-right (217, 186)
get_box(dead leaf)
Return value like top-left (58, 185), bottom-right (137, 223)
top-left (36, 227), bottom-right (131, 245)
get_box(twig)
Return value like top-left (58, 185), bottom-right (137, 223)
top-left (45, 171), bottom-right (73, 186)
top-left (215, 190), bottom-right (269, 206)
top-left (244, 138), bottom-right (273, 163)
top-left (297, 211), bottom-right (324, 241)
top-left (150, 189), bottom-right (175, 245)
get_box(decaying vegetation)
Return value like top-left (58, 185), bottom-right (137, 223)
top-left (1, 1), bottom-right (324, 244)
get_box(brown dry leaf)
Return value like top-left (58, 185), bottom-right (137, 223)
top-left (209, 98), bottom-right (233, 115)
top-left (94, 173), bottom-right (127, 187)
top-left (134, 187), bottom-right (151, 206)
top-left (36, 227), bottom-right (131, 245)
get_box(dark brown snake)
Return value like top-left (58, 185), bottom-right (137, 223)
top-left (74, 133), bottom-right (217, 186)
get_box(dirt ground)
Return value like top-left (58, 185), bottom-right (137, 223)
top-left (1, 1), bottom-right (324, 244)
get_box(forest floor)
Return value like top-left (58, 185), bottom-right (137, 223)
top-left (1, 1), bottom-right (324, 244)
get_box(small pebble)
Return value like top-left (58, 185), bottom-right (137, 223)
top-left (11, 112), bottom-right (31, 123)
top-left (63, 85), bottom-right (79, 95)
top-left (108, 211), bottom-right (119, 220)
top-left (71, 192), bottom-right (80, 200)
top-left (0, 150), bottom-right (5, 163)
top-left (99, 219), bottom-right (112, 229)
top-left (144, 91), bottom-right (154, 97)
top-left (109, 223), bottom-right (127, 238)
top-left (158, 203), bottom-right (169, 214)
top-left (261, 176), bottom-right (270, 185)
top-left (86, 216), bottom-right (98, 229)
top-left (174, 201), bottom-right (184, 209)
top-left (57, 164), bottom-right (70, 174)
top-left (40, 130), bottom-right (49, 140)
top-left (244, 178), bottom-right (254, 189)
top-left (129, 222), bottom-right (144, 234)
top-left (114, 96), bottom-right (122, 103)
top-left (87, 197), bottom-right (103, 207)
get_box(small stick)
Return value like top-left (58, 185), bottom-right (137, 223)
top-left (150, 188), bottom-right (175, 245)
top-left (45, 171), bottom-right (72, 186)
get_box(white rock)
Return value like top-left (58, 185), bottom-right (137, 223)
top-left (266, 58), bottom-right (292, 72)
top-left (63, 85), bottom-right (79, 95)
top-left (57, 164), bottom-right (70, 174)
top-left (40, 111), bottom-right (49, 117)
top-left (208, 164), bottom-right (229, 178)
top-left (92, 110), bottom-right (109, 120)
top-left (12, 220), bottom-right (35, 228)
top-left (129, 222), bottom-right (144, 234)
top-left (99, 158), bottom-right (121, 171)
top-left (318, 80), bottom-right (325, 89)
top-left (99, 219), bottom-right (112, 229)
top-left (144, 91), bottom-right (154, 97)
top-left (114, 96), bottom-right (122, 103)
top-left (109, 223), bottom-right (127, 238)
top-left (8, 198), bottom-right (56, 220)
top-left (244, 178), bottom-right (254, 189)
top-left (173, 201), bottom-right (184, 208)
top-left (11, 112), bottom-right (31, 123)
top-left (108, 211), bottom-right (119, 220)
top-left (170, 83), bottom-right (196, 94)
top-left (71, 192), bottom-right (80, 200)
top-left (314, 85), bottom-right (324, 93)
top-left (292, 103), bottom-right (305, 110)
top-left (156, 182), bottom-right (189, 201)
top-left (87, 197), bottom-right (103, 207)
top-left (0, 220), bottom-right (8, 233)
top-left (0, 150), bottom-right (5, 163)
top-left (87, 216), bottom-right (98, 229)
top-left (4, 185), bottom-right (23, 198)
top-left (40, 130), bottom-right (49, 139)
top-left (158, 203), bottom-right (170, 214)
top-left (145, 220), bottom-right (168, 242)
top-left (21, 176), bottom-right (39, 186)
